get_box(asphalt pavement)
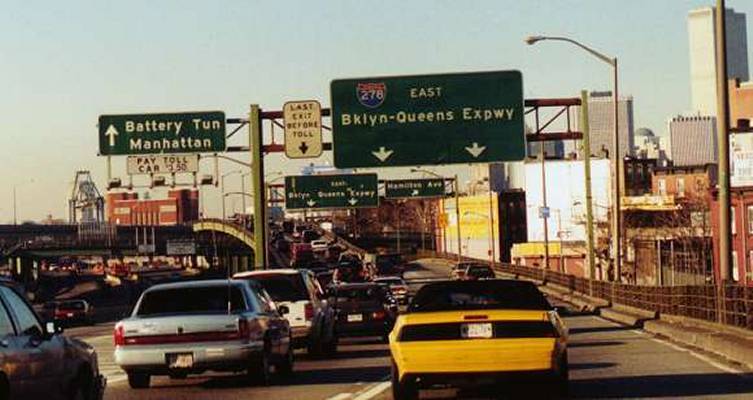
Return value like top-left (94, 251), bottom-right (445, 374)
top-left (66, 259), bottom-right (753, 399)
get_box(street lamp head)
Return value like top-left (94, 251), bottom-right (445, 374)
top-left (525, 35), bottom-right (545, 45)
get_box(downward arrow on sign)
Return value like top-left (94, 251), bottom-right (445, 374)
top-left (465, 142), bottom-right (487, 158)
top-left (371, 147), bottom-right (394, 162)
top-left (299, 141), bottom-right (309, 154)
top-left (348, 198), bottom-right (358, 206)
top-left (306, 200), bottom-right (316, 207)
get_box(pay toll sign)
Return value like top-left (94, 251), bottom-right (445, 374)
top-left (98, 111), bottom-right (226, 156)
top-left (331, 70), bottom-right (525, 168)
top-left (285, 174), bottom-right (378, 210)
top-left (126, 154), bottom-right (199, 175)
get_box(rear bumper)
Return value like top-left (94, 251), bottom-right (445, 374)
top-left (403, 369), bottom-right (561, 389)
top-left (290, 325), bottom-right (312, 348)
top-left (114, 340), bottom-right (264, 374)
top-left (335, 321), bottom-right (391, 338)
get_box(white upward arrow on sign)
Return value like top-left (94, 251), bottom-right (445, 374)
top-left (465, 142), bottom-right (486, 158)
top-left (371, 147), bottom-right (394, 162)
top-left (411, 189), bottom-right (419, 196)
top-left (348, 198), bottom-right (358, 206)
top-left (306, 199), bottom-right (316, 207)
top-left (105, 125), bottom-right (119, 147)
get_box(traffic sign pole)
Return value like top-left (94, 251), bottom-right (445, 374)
top-left (250, 105), bottom-right (266, 270)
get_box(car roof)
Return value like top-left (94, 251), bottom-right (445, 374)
top-left (334, 282), bottom-right (381, 290)
top-left (234, 269), bottom-right (301, 278)
top-left (144, 279), bottom-right (247, 292)
top-left (374, 276), bottom-right (404, 282)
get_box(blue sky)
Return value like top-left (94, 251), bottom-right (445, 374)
top-left (1, 0), bottom-right (752, 221)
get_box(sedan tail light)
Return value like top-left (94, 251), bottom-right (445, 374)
top-left (372, 310), bottom-right (386, 320)
top-left (114, 323), bottom-right (125, 346)
top-left (239, 318), bottom-right (263, 342)
top-left (305, 303), bottom-right (314, 321)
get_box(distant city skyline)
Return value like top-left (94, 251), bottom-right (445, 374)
top-left (1, 0), bottom-right (753, 221)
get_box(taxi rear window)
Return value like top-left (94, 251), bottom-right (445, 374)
top-left (409, 281), bottom-right (551, 312)
top-left (399, 321), bottom-right (558, 341)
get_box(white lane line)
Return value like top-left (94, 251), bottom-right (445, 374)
top-left (353, 378), bottom-right (391, 400)
top-left (326, 393), bottom-right (352, 400)
top-left (647, 337), bottom-right (743, 374)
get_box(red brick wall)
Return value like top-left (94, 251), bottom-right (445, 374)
top-left (107, 189), bottom-right (199, 226)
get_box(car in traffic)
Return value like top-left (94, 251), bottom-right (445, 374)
top-left (332, 283), bottom-right (398, 342)
top-left (114, 279), bottom-right (293, 389)
top-left (389, 279), bottom-right (568, 399)
top-left (374, 276), bottom-right (410, 305)
top-left (465, 263), bottom-right (495, 280)
top-left (450, 262), bottom-right (490, 280)
top-left (310, 239), bottom-right (329, 254)
top-left (0, 280), bottom-right (106, 399)
top-left (46, 299), bottom-right (95, 326)
top-left (234, 269), bottom-right (337, 357)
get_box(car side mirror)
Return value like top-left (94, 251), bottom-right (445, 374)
top-left (278, 305), bottom-right (290, 316)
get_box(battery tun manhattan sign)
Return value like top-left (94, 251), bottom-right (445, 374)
top-left (98, 111), bottom-right (226, 156)
top-left (331, 71), bottom-right (525, 168)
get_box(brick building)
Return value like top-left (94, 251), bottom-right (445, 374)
top-left (711, 188), bottom-right (753, 285)
top-left (729, 79), bottom-right (753, 129)
top-left (652, 164), bottom-right (717, 199)
top-left (107, 189), bottom-right (200, 226)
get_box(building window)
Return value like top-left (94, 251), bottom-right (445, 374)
top-left (677, 178), bottom-right (685, 197)
top-left (748, 206), bottom-right (753, 234)
top-left (732, 251), bottom-right (739, 282)
top-left (658, 179), bottom-right (667, 195)
top-left (732, 207), bottom-right (736, 235)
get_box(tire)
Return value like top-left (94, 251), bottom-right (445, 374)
top-left (0, 374), bottom-right (9, 400)
top-left (69, 369), bottom-right (93, 400)
top-left (391, 361), bottom-right (417, 400)
top-left (555, 353), bottom-right (569, 399)
top-left (247, 351), bottom-right (271, 386)
top-left (127, 372), bottom-right (150, 389)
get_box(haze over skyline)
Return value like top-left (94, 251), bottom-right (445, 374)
top-left (2, 0), bottom-right (752, 222)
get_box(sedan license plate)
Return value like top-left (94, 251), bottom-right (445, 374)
top-left (167, 353), bottom-right (194, 369)
top-left (347, 314), bottom-right (363, 322)
top-left (67, 313), bottom-right (74, 317)
top-left (461, 323), bottom-right (493, 339)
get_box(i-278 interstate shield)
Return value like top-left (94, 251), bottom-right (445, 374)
top-left (331, 70), bottom-right (525, 168)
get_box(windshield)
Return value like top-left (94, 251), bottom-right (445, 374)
top-left (58, 301), bottom-right (85, 310)
top-left (335, 286), bottom-right (385, 303)
top-left (137, 285), bottom-right (247, 316)
top-left (250, 274), bottom-right (308, 302)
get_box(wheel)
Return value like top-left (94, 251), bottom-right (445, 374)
top-left (277, 340), bottom-right (295, 376)
top-left (69, 369), bottom-right (93, 400)
top-left (554, 353), bottom-right (569, 398)
top-left (323, 333), bottom-right (338, 356)
top-left (391, 361), bottom-right (418, 400)
top-left (127, 372), bottom-right (150, 389)
top-left (246, 351), bottom-right (271, 386)
top-left (0, 374), bottom-right (9, 400)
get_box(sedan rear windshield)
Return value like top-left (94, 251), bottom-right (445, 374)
top-left (58, 302), bottom-right (85, 311)
top-left (410, 281), bottom-right (551, 312)
top-left (137, 286), bottom-right (247, 316)
top-left (335, 287), bottom-right (386, 303)
top-left (399, 321), bottom-right (558, 342)
top-left (251, 274), bottom-right (308, 302)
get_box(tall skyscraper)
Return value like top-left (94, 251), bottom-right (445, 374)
top-left (576, 91), bottom-right (635, 159)
top-left (688, 7), bottom-right (749, 116)
top-left (668, 115), bottom-right (718, 166)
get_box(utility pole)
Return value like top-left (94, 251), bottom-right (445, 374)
top-left (612, 58), bottom-right (622, 282)
top-left (250, 105), bottom-right (266, 269)
top-left (716, 0), bottom-right (732, 284)
top-left (454, 174), bottom-right (462, 261)
top-left (541, 150), bottom-right (550, 278)
top-left (581, 90), bottom-right (597, 283)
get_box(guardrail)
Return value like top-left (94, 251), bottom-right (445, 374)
top-left (431, 252), bottom-right (753, 331)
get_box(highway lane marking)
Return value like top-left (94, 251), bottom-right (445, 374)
top-left (353, 376), bottom-right (391, 400)
top-left (589, 316), bottom-right (745, 375)
top-left (326, 394), bottom-right (352, 400)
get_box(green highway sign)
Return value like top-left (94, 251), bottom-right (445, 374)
top-left (384, 178), bottom-right (445, 199)
top-left (285, 174), bottom-right (379, 210)
top-left (331, 70), bottom-right (525, 168)
top-left (98, 111), bottom-right (226, 156)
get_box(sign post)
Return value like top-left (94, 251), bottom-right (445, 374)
top-left (284, 100), bottom-right (323, 159)
top-left (285, 174), bottom-right (379, 210)
top-left (331, 71), bottom-right (525, 168)
top-left (98, 111), bottom-right (226, 156)
top-left (384, 178), bottom-right (445, 199)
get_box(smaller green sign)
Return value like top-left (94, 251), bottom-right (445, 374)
top-left (285, 174), bottom-right (379, 210)
top-left (384, 178), bottom-right (445, 199)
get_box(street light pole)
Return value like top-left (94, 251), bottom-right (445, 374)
top-left (525, 34), bottom-right (621, 281)
top-left (221, 170), bottom-right (242, 220)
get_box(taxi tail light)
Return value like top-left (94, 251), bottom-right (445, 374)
top-left (304, 303), bottom-right (314, 321)
top-left (372, 310), bottom-right (386, 320)
top-left (114, 323), bottom-right (125, 346)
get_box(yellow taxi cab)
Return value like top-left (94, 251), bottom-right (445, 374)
top-left (389, 279), bottom-right (568, 399)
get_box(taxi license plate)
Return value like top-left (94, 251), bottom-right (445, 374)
top-left (461, 323), bottom-right (493, 339)
top-left (167, 353), bottom-right (194, 369)
top-left (347, 314), bottom-right (363, 322)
